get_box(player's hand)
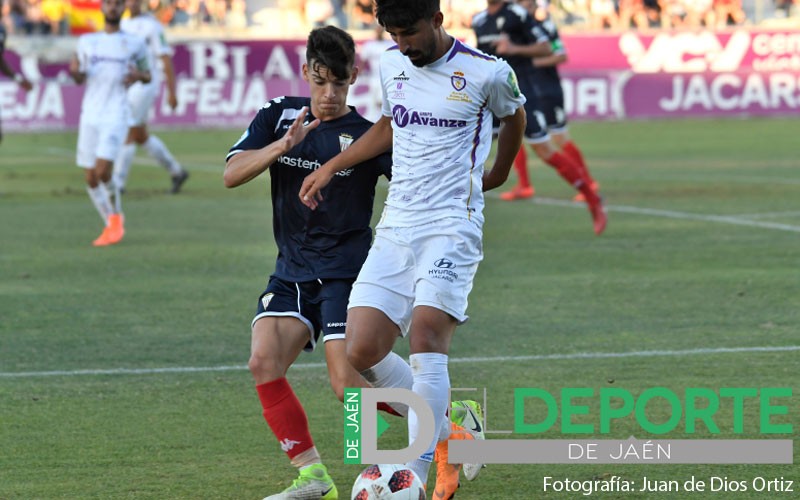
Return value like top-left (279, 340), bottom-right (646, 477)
top-left (167, 92), bottom-right (178, 110)
top-left (123, 68), bottom-right (139, 87)
top-left (299, 167), bottom-right (333, 210)
top-left (493, 34), bottom-right (512, 55)
top-left (279, 106), bottom-right (320, 154)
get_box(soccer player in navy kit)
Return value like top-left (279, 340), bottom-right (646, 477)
top-left (224, 26), bottom-right (391, 500)
top-left (525, 0), bottom-right (600, 202)
top-left (473, 0), bottom-right (606, 234)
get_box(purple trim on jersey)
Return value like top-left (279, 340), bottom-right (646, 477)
top-left (466, 99), bottom-right (490, 220)
top-left (447, 39), bottom-right (494, 63)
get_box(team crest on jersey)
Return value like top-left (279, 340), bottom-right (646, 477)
top-left (447, 71), bottom-right (472, 103)
top-left (339, 134), bottom-right (354, 152)
top-left (450, 71), bottom-right (466, 91)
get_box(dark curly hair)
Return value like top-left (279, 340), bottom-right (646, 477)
top-left (306, 25), bottom-right (356, 81)
top-left (375, 0), bottom-right (440, 29)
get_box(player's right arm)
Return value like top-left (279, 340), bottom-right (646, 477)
top-left (299, 115), bottom-right (393, 209)
top-left (224, 106), bottom-right (320, 188)
top-left (69, 39), bottom-right (87, 85)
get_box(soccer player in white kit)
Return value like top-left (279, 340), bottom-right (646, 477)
top-left (300, 1), bottom-right (526, 497)
top-left (113, 0), bottom-right (188, 194)
top-left (69, 0), bottom-right (150, 246)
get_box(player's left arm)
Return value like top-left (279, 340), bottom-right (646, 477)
top-left (483, 63), bottom-right (527, 191)
top-left (484, 105), bottom-right (525, 191)
top-left (124, 41), bottom-right (151, 86)
top-left (160, 54), bottom-right (177, 109)
top-left (533, 52), bottom-right (566, 67)
top-left (533, 37), bottom-right (567, 68)
top-left (156, 28), bottom-right (178, 109)
top-left (0, 51), bottom-right (32, 91)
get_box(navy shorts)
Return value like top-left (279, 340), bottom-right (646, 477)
top-left (538, 93), bottom-right (568, 132)
top-left (494, 73), bottom-right (549, 143)
top-left (252, 277), bottom-right (354, 352)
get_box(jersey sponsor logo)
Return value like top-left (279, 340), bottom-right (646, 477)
top-left (277, 154), bottom-right (354, 177)
top-left (277, 155), bottom-right (321, 170)
top-left (430, 258), bottom-right (458, 282)
top-left (391, 105), bottom-right (467, 129)
top-left (280, 438), bottom-right (302, 452)
top-left (434, 258), bottom-right (456, 269)
top-left (89, 55), bottom-right (128, 65)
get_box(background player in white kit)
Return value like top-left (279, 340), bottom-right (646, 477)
top-left (70, 0), bottom-right (150, 247)
top-left (113, 0), bottom-right (188, 195)
top-left (300, 1), bottom-right (526, 497)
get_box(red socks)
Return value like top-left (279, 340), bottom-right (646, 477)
top-left (513, 146), bottom-right (532, 188)
top-left (256, 378), bottom-right (314, 459)
top-left (562, 141), bottom-right (595, 185)
top-left (546, 151), bottom-right (598, 204)
top-left (378, 402), bottom-right (403, 417)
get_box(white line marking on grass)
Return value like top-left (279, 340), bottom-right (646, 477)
top-left (731, 210), bottom-right (800, 220)
top-left (45, 146), bottom-right (222, 173)
top-left (522, 196), bottom-right (800, 234)
top-left (2, 345), bottom-right (798, 379)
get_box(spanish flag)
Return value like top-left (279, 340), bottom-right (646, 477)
top-left (69, 0), bottom-right (103, 34)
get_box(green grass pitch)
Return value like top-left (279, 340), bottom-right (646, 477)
top-left (1, 117), bottom-right (798, 499)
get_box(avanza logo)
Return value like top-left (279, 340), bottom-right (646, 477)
top-left (619, 31), bottom-right (751, 73)
top-left (391, 105), bottom-right (467, 129)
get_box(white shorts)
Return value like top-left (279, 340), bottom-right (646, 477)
top-left (348, 218), bottom-right (484, 335)
top-left (76, 119), bottom-right (128, 168)
top-left (127, 82), bottom-right (158, 127)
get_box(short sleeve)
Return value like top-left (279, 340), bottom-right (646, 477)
top-left (487, 61), bottom-right (526, 119)
top-left (226, 97), bottom-right (285, 161)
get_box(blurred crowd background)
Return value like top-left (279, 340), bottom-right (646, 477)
top-left (2, 0), bottom-right (798, 39)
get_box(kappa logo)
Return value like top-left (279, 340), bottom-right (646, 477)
top-left (280, 438), bottom-right (302, 452)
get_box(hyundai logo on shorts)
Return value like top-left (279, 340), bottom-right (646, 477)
top-left (434, 258), bottom-right (456, 269)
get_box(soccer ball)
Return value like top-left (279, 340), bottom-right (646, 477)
top-left (351, 464), bottom-right (426, 500)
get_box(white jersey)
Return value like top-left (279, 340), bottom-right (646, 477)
top-left (76, 31), bottom-right (149, 124)
top-left (379, 39), bottom-right (525, 228)
top-left (121, 13), bottom-right (171, 87)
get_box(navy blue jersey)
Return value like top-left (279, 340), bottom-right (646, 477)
top-left (227, 96), bottom-right (392, 282)
top-left (531, 16), bottom-right (565, 97)
top-left (471, 1), bottom-right (546, 79)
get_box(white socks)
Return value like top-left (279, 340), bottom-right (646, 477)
top-left (406, 352), bottom-right (449, 480)
top-left (86, 184), bottom-right (112, 224)
top-left (113, 143), bottom-right (136, 189)
top-left (144, 135), bottom-right (182, 176)
top-left (360, 352), bottom-right (414, 417)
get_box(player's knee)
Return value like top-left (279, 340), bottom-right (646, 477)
top-left (346, 340), bottom-right (378, 373)
top-left (248, 351), bottom-right (284, 382)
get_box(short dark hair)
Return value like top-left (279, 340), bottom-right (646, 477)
top-left (375, 0), bottom-right (440, 29)
top-left (306, 26), bottom-right (355, 81)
